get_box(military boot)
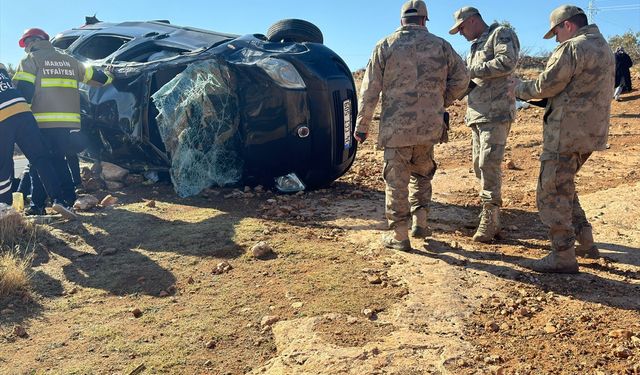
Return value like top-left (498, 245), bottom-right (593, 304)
top-left (575, 226), bottom-right (600, 258)
top-left (472, 204), bottom-right (501, 243)
top-left (526, 247), bottom-right (579, 273)
top-left (382, 223), bottom-right (411, 252)
top-left (411, 209), bottom-right (432, 239)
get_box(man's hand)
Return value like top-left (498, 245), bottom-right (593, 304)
top-left (354, 131), bottom-right (368, 143)
top-left (508, 77), bottom-right (521, 101)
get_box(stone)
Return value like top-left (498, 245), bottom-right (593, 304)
top-left (159, 291), bottom-right (169, 298)
top-left (100, 195), bottom-right (118, 207)
top-left (609, 329), bottom-right (633, 339)
top-left (484, 355), bottom-right (502, 365)
top-left (212, 262), bottom-right (233, 275)
top-left (124, 174), bottom-right (145, 185)
top-left (73, 195), bottom-right (100, 211)
top-left (260, 315), bottom-right (279, 327)
top-left (83, 177), bottom-right (105, 192)
top-left (367, 275), bottom-right (382, 285)
top-left (251, 241), bottom-right (274, 259)
top-left (612, 347), bottom-right (632, 359)
top-left (505, 159), bottom-right (517, 170)
top-left (105, 181), bottom-right (124, 191)
top-left (544, 324), bottom-right (557, 334)
top-left (100, 162), bottom-right (129, 182)
top-left (518, 307), bottom-right (531, 317)
top-left (205, 340), bottom-right (216, 349)
top-left (362, 308), bottom-right (375, 319)
top-left (145, 200), bottom-right (156, 208)
top-left (291, 302), bottom-right (304, 309)
top-left (485, 321), bottom-right (500, 332)
top-left (132, 308), bottom-right (143, 318)
top-left (13, 325), bottom-right (28, 338)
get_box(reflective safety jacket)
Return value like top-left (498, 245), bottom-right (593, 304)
top-left (13, 40), bottom-right (112, 129)
top-left (0, 63), bottom-right (31, 123)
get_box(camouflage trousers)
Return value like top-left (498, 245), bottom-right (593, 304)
top-left (471, 121), bottom-right (511, 206)
top-left (537, 152), bottom-right (592, 252)
top-left (383, 145), bottom-right (437, 229)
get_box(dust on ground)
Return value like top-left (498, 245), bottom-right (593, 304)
top-left (1, 73), bottom-right (639, 374)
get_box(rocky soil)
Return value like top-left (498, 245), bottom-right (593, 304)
top-left (0, 72), bottom-right (639, 374)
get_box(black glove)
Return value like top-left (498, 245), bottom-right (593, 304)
top-left (439, 111), bottom-right (450, 144)
top-left (355, 132), bottom-right (368, 143)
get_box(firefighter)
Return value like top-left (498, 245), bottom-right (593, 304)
top-left (0, 62), bottom-right (77, 219)
top-left (12, 28), bottom-right (112, 215)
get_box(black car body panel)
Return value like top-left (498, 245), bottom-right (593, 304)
top-left (52, 20), bottom-right (357, 193)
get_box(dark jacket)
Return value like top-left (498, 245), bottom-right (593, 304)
top-left (614, 50), bottom-right (633, 91)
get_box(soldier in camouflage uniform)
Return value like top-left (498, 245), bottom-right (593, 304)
top-left (449, 7), bottom-right (520, 243)
top-left (355, 0), bottom-right (469, 251)
top-left (514, 5), bottom-right (614, 273)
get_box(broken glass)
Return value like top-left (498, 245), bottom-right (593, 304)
top-left (152, 59), bottom-right (244, 197)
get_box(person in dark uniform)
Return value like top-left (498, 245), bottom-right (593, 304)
top-left (0, 63), bottom-right (77, 219)
top-left (613, 47), bottom-right (633, 100)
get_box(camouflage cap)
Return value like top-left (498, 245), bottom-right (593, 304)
top-left (448, 6), bottom-right (480, 35)
top-left (401, 0), bottom-right (429, 20)
top-left (543, 5), bottom-right (586, 39)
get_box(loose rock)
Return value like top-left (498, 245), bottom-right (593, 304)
top-left (260, 315), bottom-right (279, 327)
top-left (13, 325), bottom-right (28, 338)
top-left (100, 195), bottom-right (118, 207)
top-left (100, 162), bottom-right (129, 182)
top-left (132, 308), bottom-right (143, 318)
top-left (73, 195), bottom-right (99, 211)
top-left (212, 262), bottom-right (233, 275)
top-left (362, 308), bottom-right (375, 319)
top-left (251, 241), bottom-right (275, 259)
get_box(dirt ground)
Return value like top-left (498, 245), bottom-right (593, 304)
top-left (1, 72), bottom-right (639, 374)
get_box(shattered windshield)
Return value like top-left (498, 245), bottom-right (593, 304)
top-left (152, 59), bottom-right (244, 197)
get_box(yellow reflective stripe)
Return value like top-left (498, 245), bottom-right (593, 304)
top-left (33, 112), bottom-right (81, 123)
top-left (41, 78), bottom-right (78, 88)
top-left (0, 102), bottom-right (31, 122)
top-left (105, 72), bottom-right (113, 85)
top-left (83, 66), bottom-right (94, 83)
top-left (13, 71), bottom-right (36, 83)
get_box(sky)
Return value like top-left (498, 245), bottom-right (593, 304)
top-left (0, 0), bottom-right (638, 71)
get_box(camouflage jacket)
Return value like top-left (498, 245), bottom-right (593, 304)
top-left (466, 23), bottom-right (520, 126)
top-left (355, 24), bottom-right (469, 148)
top-left (516, 25), bottom-right (614, 157)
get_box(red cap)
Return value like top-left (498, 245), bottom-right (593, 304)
top-left (19, 28), bottom-right (49, 48)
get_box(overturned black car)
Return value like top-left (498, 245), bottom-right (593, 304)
top-left (53, 18), bottom-right (357, 196)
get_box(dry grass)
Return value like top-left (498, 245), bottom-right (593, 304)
top-left (0, 204), bottom-right (25, 244)
top-left (0, 204), bottom-right (35, 297)
top-left (0, 249), bottom-right (31, 297)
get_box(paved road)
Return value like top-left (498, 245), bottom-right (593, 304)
top-left (13, 156), bottom-right (28, 177)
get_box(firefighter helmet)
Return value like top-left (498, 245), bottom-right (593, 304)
top-left (19, 28), bottom-right (49, 48)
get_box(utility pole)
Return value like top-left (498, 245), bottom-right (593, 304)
top-left (587, 0), bottom-right (598, 23)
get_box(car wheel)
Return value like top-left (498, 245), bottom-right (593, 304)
top-left (266, 19), bottom-right (323, 44)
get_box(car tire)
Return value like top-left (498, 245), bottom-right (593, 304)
top-left (266, 19), bottom-right (323, 44)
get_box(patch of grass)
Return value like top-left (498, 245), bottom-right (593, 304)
top-left (0, 249), bottom-right (31, 297)
top-left (0, 205), bottom-right (26, 245)
top-left (1, 206), bottom-right (39, 297)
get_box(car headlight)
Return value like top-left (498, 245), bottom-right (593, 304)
top-left (256, 58), bottom-right (306, 89)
